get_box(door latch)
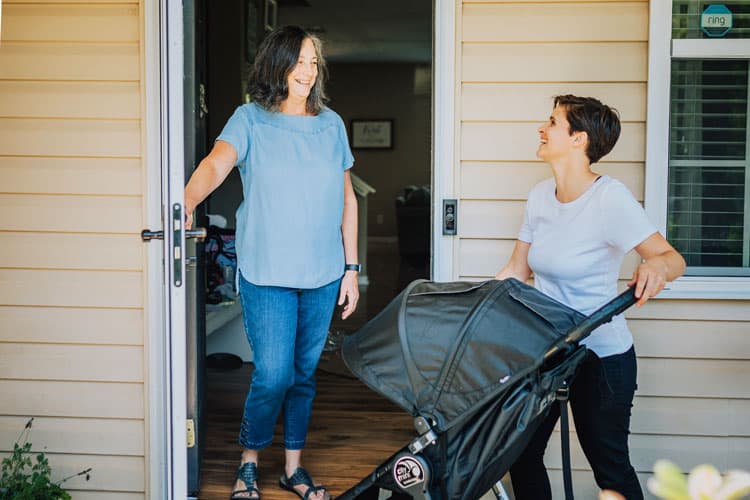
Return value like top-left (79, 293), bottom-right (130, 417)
top-left (140, 204), bottom-right (207, 287)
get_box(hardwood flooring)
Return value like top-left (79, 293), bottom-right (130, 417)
top-left (197, 363), bottom-right (415, 500)
top-left (197, 242), bottom-right (429, 500)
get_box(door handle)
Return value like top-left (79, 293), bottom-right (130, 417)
top-left (186, 228), bottom-right (207, 241)
top-left (141, 227), bottom-right (207, 242)
top-left (142, 205), bottom-right (207, 287)
top-left (141, 229), bottom-right (163, 242)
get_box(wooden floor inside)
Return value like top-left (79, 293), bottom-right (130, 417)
top-left (198, 364), bottom-right (415, 499)
top-left (198, 240), bottom-right (429, 499)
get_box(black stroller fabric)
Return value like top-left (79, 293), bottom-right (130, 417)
top-left (342, 278), bottom-right (590, 500)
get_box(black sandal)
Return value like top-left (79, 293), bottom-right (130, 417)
top-left (279, 467), bottom-right (330, 500)
top-left (230, 462), bottom-right (261, 500)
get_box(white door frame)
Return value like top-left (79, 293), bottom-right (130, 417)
top-left (162, 0), bottom-right (189, 495)
top-left (144, 0), bottom-right (188, 498)
top-left (144, 1), bottom-right (457, 497)
top-left (432, 0), bottom-right (458, 282)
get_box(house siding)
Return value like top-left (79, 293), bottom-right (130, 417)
top-left (1, 1), bottom-right (748, 499)
top-left (457, 1), bottom-right (750, 498)
top-left (0, 1), bottom-right (147, 498)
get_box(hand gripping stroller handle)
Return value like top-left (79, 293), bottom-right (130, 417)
top-left (544, 286), bottom-right (638, 362)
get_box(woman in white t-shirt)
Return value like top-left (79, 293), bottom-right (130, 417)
top-left (496, 95), bottom-right (686, 499)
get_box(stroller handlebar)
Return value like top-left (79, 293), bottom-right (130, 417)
top-left (544, 286), bottom-right (638, 362)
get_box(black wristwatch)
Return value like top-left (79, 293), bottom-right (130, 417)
top-left (344, 263), bottom-right (362, 272)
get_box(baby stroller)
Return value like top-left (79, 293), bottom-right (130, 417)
top-left (339, 277), bottom-right (637, 500)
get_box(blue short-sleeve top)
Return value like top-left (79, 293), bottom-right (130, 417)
top-left (217, 102), bottom-right (354, 289)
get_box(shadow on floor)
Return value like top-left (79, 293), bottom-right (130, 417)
top-left (323, 240), bottom-right (429, 377)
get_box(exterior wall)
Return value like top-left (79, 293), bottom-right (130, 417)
top-left (0, 1), bottom-right (148, 498)
top-left (456, 1), bottom-right (750, 498)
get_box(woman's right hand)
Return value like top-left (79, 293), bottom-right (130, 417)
top-left (495, 240), bottom-right (532, 282)
top-left (183, 140), bottom-right (239, 231)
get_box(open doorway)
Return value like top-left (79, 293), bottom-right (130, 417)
top-left (207, 0), bottom-right (434, 331)
top-left (184, 1), bottom-right (433, 497)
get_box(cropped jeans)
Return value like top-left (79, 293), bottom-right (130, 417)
top-left (510, 346), bottom-right (643, 500)
top-left (237, 272), bottom-right (340, 450)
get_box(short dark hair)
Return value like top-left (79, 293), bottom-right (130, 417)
top-left (553, 94), bottom-right (621, 164)
top-left (248, 25), bottom-right (328, 115)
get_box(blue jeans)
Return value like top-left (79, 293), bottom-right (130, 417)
top-left (510, 346), bottom-right (643, 499)
top-left (237, 273), bottom-right (340, 450)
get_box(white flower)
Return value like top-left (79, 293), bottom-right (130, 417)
top-left (715, 470), bottom-right (750, 500)
top-left (688, 464), bottom-right (722, 499)
top-left (648, 460), bottom-right (689, 500)
top-left (647, 460), bottom-right (750, 500)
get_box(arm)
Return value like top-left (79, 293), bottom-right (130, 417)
top-left (184, 140), bottom-right (238, 229)
top-left (629, 232), bottom-right (686, 307)
top-left (495, 240), bottom-right (532, 282)
top-left (338, 171), bottom-right (359, 320)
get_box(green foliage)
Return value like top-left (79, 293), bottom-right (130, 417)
top-left (0, 418), bottom-right (91, 500)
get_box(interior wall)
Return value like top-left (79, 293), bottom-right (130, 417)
top-left (207, 62), bottom-right (432, 238)
top-left (203, 0), bottom-right (246, 227)
top-left (327, 62), bottom-right (431, 238)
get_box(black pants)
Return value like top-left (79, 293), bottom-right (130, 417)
top-left (510, 346), bottom-right (643, 500)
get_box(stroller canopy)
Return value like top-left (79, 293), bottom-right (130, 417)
top-left (342, 278), bottom-right (586, 432)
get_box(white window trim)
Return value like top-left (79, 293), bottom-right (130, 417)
top-left (673, 38), bottom-right (750, 58)
top-left (645, 0), bottom-right (750, 300)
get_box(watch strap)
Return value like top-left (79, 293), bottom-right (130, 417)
top-left (344, 263), bottom-right (361, 272)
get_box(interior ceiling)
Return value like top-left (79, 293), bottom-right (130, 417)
top-left (276, 0), bottom-right (432, 63)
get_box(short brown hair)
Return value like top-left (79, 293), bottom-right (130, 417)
top-left (553, 95), bottom-right (621, 164)
top-left (248, 25), bottom-right (328, 115)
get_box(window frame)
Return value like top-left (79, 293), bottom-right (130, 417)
top-left (646, 0), bottom-right (750, 299)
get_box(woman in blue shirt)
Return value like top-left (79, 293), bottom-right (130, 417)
top-left (184, 25), bottom-right (358, 500)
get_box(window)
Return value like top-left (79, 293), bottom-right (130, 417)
top-left (647, 1), bottom-right (750, 296)
top-left (668, 58), bottom-right (748, 274)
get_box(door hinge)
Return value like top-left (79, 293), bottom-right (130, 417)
top-left (186, 419), bottom-right (196, 448)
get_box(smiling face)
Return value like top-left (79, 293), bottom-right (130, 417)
top-left (286, 37), bottom-right (318, 102)
top-left (537, 105), bottom-right (579, 162)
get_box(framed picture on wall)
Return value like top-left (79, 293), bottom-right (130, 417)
top-left (351, 120), bottom-right (393, 149)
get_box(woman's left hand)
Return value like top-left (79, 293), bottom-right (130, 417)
top-left (338, 271), bottom-right (360, 320)
top-left (630, 233), bottom-right (687, 307)
top-left (628, 259), bottom-right (669, 307)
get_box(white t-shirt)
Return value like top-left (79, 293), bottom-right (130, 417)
top-left (518, 175), bottom-right (656, 357)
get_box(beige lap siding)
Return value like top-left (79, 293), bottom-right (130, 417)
top-left (0, 1), bottom-right (147, 498)
top-left (457, 1), bottom-right (750, 498)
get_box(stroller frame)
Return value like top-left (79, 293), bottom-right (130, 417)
top-left (339, 279), bottom-right (638, 500)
